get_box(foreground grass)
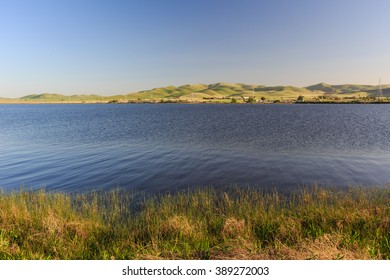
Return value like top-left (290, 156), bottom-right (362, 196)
top-left (0, 186), bottom-right (389, 260)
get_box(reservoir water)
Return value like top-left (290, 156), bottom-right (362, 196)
top-left (0, 104), bottom-right (389, 193)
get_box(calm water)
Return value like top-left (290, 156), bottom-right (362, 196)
top-left (0, 104), bottom-right (389, 192)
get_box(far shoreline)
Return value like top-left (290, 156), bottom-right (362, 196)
top-left (1, 100), bottom-right (390, 105)
top-left (2, 82), bottom-right (389, 105)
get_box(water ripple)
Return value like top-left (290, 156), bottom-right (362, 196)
top-left (0, 104), bottom-right (389, 192)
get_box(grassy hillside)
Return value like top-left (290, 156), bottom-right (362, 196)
top-left (306, 83), bottom-right (338, 93)
top-left (130, 83), bottom-right (322, 102)
top-left (18, 93), bottom-right (109, 103)
top-left (2, 82), bottom-right (390, 103)
top-left (368, 87), bottom-right (390, 97)
top-left (305, 82), bottom-right (389, 95)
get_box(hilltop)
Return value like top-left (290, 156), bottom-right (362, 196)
top-left (1, 82), bottom-right (389, 104)
top-left (129, 82), bottom-right (315, 101)
top-left (305, 83), bottom-right (388, 94)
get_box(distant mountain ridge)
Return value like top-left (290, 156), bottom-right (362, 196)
top-left (4, 82), bottom-right (390, 102)
top-left (110, 82), bottom-right (389, 99)
top-left (305, 82), bottom-right (387, 94)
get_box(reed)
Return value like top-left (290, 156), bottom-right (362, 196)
top-left (0, 186), bottom-right (389, 259)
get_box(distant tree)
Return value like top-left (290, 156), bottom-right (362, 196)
top-left (247, 96), bottom-right (256, 104)
top-left (261, 96), bottom-right (266, 101)
top-left (297, 95), bottom-right (304, 102)
top-left (231, 98), bottom-right (237, 103)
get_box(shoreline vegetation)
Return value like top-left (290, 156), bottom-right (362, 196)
top-left (1, 82), bottom-right (390, 104)
top-left (0, 186), bottom-right (389, 260)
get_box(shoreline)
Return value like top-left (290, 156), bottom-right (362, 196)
top-left (1, 100), bottom-right (390, 105)
top-left (1, 186), bottom-right (389, 260)
top-left (2, 82), bottom-right (389, 105)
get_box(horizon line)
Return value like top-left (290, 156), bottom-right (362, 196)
top-left (1, 81), bottom-right (388, 99)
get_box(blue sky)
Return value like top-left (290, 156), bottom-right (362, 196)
top-left (1, 0), bottom-right (389, 97)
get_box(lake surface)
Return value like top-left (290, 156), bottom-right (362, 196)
top-left (0, 104), bottom-right (389, 193)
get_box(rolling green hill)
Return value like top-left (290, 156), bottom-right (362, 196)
top-left (305, 83), bottom-right (338, 93)
top-left (131, 82), bottom-right (390, 100)
top-left (127, 83), bottom-right (319, 101)
top-left (368, 87), bottom-right (390, 97)
top-left (305, 82), bottom-right (388, 94)
top-left (19, 93), bottom-right (107, 102)
top-left (2, 82), bottom-right (390, 103)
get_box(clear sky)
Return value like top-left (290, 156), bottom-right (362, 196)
top-left (1, 0), bottom-right (389, 97)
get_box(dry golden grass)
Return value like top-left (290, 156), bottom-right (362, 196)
top-left (222, 217), bottom-right (247, 239)
top-left (160, 215), bottom-right (194, 238)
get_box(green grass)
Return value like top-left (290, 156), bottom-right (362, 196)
top-left (0, 185), bottom-right (389, 260)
